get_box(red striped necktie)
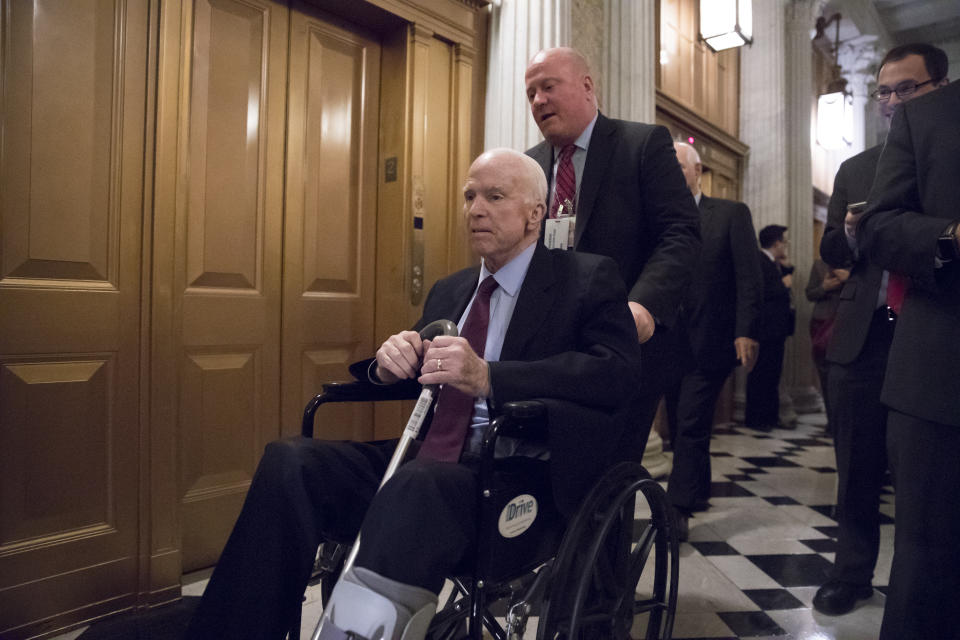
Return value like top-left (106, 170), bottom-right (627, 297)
top-left (418, 276), bottom-right (499, 462)
top-left (551, 144), bottom-right (577, 218)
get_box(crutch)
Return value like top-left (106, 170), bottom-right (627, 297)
top-left (309, 318), bottom-right (459, 640)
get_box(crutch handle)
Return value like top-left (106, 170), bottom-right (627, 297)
top-left (418, 318), bottom-right (458, 341)
top-left (311, 319), bottom-right (460, 640)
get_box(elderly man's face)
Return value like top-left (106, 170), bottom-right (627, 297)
top-left (524, 50), bottom-right (597, 147)
top-left (877, 53), bottom-right (943, 120)
top-left (462, 154), bottom-right (543, 273)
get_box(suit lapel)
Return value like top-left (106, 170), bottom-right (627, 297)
top-left (575, 113), bottom-right (616, 246)
top-left (437, 269), bottom-right (480, 326)
top-left (500, 244), bottom-right (556, 360)
top-left (697, 195), bottom-right (719, 237)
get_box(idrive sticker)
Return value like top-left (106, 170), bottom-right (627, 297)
top-left (498, 494), bottom-right (538, 538)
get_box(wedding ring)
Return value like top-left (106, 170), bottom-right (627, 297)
top-left (437, 359), bottom-right (443, 371)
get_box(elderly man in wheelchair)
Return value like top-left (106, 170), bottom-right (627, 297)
top-left (186, 148), bottom-right (678, 640)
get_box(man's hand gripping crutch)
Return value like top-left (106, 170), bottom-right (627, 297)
top-left (311, 319), bottom-right (459, 640)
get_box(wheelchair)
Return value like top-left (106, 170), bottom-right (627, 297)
top-left (292, 378), bottom-right (679, 640)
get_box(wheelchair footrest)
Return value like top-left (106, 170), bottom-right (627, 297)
top-left (317, 623), bottom-right (369, 640)
top-left (317, 567), bottom-right (436, 640)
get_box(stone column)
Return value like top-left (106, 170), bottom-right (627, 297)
top-left (782, 0), bottom-right (824, 401)
top-left (735, 0), bottom-right (789, 421)
top-left (740, 1), bottom-right (790, 232)
top-left (484, 0), bottom-right (571, 150)
top-left (601, 0), bottom-right (656, 123)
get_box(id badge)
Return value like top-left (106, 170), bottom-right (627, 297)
top-left (545, 217), bottom-right (570, 250)
top-left (544, 200), bottom-right (576, 250)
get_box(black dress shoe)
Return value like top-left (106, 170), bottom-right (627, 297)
top-left (691, 499), bottom-right (711, 513)
top-left (812, 581), bottom-right (874, 615)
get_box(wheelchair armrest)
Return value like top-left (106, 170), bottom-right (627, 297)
top-left (479, 400), bottom-right (548, 460)
top-left (301, 380), bottom-right (422, 437)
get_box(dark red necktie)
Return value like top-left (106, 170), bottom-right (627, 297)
top-left (550, 144), bottom-right (576, 218)
top-left (418, 276), bottom-right (499, 462)
top-left (886, 272), bottom-right (908, 315)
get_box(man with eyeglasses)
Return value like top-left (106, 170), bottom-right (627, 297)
top-left (814, 42), bottom-right (948, 617)
top-left (859, 55), bottom-right (960, 640)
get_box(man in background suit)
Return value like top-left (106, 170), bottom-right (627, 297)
top-left (665, 142), bottom-right (762, 539)
top-left (804, 257), bottom-right (848, 433)
top-left (814, 43), bottom-right (949, 617)
top-left (859, 78), bottom-right (960, 640)
top-left (524, 47), bottom-right (701, 453)
top-left (186, 149), bottom-right (642, 640)
top-left (745, 225), bottom-right (793, 431)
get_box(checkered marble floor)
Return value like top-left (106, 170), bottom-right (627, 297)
top-left (52, 412), bottom-right (894, 640)
top-left (664, 412), bottom-right (894, 640)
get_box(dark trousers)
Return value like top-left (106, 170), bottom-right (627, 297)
top-left (880, 411), bottom-right (960, 640)
top-left (812, 350), bottom-right (832, 433)
top-left (745, 337), bottom-right (785, 428)
top-left (635, 328), bottom-right (687, 454)
top-left (826, 309), bottom-right (892, 585)
top-left (186, 437), bottom-right (478, 640)
top-left (666, 365), bottom-right (732, 511)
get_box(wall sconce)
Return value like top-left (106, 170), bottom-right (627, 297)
top-left (815, 13), bottom-right (854, 149)
top-left (700, 0), bottom-right (753, 52)
top-left (817, 87), bottom-right (854, 149)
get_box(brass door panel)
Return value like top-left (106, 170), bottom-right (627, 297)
top-left (0, 0), bottom-right (148, 634)
top-left (175, 0), bottom-right (288, 572)
top-left (281, 4), bottom-right (382, 440)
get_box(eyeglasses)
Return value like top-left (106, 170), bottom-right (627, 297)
top-left (871, 79), bottom-right (936, 102)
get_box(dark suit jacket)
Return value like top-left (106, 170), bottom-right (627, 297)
top-left (820, 144), bottom-right (883, 364)
top-left (525, 113), bottom-right (701, 329)
top-left (757, 252), bottom-right (793, 341)
top-left (860, 80), bottom-right (960, 427)
top-left (679, 196), bottom-right (762, 372)
top-left (361, 243), bottom-right (643, 515)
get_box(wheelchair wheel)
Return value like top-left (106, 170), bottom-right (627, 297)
top-left (537, 462), bottom-right (679, 639)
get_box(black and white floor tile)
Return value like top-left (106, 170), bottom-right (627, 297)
top-left (52, 412), bottom-right (894, 640)
top-left (664, 412), bottom-right (894, 640)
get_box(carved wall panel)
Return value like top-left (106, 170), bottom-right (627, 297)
top-left (173, 0), bottom-right (287, 571)
top-left (280, 5), bottom-right (380, 433)
top-left (0, 0), bottom-right (147, 635)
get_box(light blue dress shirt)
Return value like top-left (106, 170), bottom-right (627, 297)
top-left (459, 242), bottom-right (537, 451)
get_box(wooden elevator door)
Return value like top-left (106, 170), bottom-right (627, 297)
top-left (176, 1), bottom-right (381, 571)
top-left (0, 1), bottom-right (149, 634)
top-left (280, 4), bottom-right (381, 442)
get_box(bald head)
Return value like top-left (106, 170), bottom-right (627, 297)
top-left (462, 149), bottom-right (547, 272)
top-left (529, 47), bottom-right (591, 76)
top-left (673, 141), bottom-right (702, 197)
top-left (524, 47), bottom-right (599, 147)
